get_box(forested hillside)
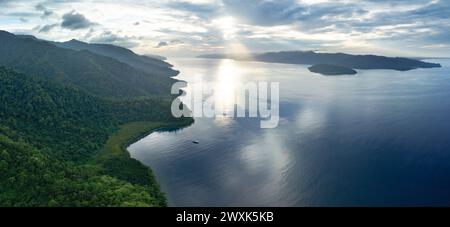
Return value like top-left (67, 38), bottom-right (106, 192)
top-left (54, 39), bottom-right (178, 77)
top-left (0, 33), bottom-right (193, 206)
top-left (0, 125), bottom-right (164, 206)
top-left (0, 30), bottom-right (177, 98)
top-left (0, 67), bottom-right (184, 159)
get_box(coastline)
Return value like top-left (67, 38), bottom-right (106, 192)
top-left (96, 119), bottom-right (194, 207)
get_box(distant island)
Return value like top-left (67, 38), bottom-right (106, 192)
top-left (198, 51), bottom-right (441, 75)
top-left (308, 64), bottom-right (357, 76)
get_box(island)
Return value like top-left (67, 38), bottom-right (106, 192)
top-left (198, 51), bottom-right (442, 75)
top-left (308, 64), bottom-right (357, 76)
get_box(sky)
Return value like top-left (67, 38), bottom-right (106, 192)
top-left (0, 0), bottom-right (449, 58)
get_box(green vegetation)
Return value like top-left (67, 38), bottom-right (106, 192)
top-left (308, 64), bottom-right (357, 76)
top-left (96, 121), bottom-right (192, 206)
top-left (0, 124), bottom-right (166, 207)
top-left (54, 39), bottom-right (178, 77)
top-left (0, 66), bottom-right (193, 206)
top-left (0, 31), bottom-right (194, 207)
top-left (0, 30), bottom-right (178, 98)
top-left (99, 122), bottom-right (167, 158)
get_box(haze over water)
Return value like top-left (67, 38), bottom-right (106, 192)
top-left (129, 58), bottom-right (450, 207)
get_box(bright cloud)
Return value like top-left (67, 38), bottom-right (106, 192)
top-left (0, 0), bottom-right (449, 57)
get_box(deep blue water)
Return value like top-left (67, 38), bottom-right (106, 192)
top-left (129, 58), bottom-right (450, 206)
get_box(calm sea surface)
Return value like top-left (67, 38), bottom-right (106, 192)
top-left (129, 58), bottom-right (450, 206)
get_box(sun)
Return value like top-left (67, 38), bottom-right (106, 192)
top-left (213, 16), bottom-right (238, 40)
top-left (211, 16), bottom-right (252, 56)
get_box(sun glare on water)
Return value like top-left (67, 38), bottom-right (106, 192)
top-left (199, 15), bottom-right (267, 126)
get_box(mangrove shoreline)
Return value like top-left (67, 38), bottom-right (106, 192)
top-left (96, 119), bottom-right (194, 206)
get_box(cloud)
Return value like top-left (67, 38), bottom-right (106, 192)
top-left (0, 0), bottom-right (449, 57)
top-left (170, 39), bottom-right (184, 45)
top-left (89, 30), bottom-right (139, 48)
top-left (221, 0), bottom-right (368, 28)
top-left (35, 3), bottom-right (53, 18)
top-left (222, 0), bottom-right (305, 26)
top-left (0, 0), bottom-right (15, 7)
top-left (155, 39), bottom-right (184, 48)
top-left (61, 11), bottom-right (95, 30)
top-left (38, 23), bottom-right (58, 33)
top-left (216, 0), bottom-right (450, 53)
top-left (155, 41), bottom-right (168, 48)
top-left (422, 44), bottom-right (450, 49)
top-left (166, 1), bottom-right (219, 18)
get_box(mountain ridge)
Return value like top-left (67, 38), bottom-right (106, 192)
top-left (0, 30), bottom-right (177, 98)
top-left (0, 31), bottom-right (194, 206)
top-left (198, 51), bottom-right (442, 73)
top-left (53, 39), bottom-right (178, 77)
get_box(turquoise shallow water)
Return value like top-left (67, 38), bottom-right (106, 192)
top-left (129, 58), bottom-right (450, 206)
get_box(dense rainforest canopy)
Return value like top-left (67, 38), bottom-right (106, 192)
top-left (0, 31), bottom-right (193, 207)
top-left (0, 30), bottom-right (178, 98)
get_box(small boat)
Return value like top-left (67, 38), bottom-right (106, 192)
top-left (192, 140), bottom-right (199, 144)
